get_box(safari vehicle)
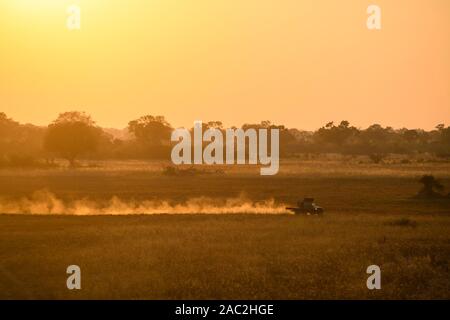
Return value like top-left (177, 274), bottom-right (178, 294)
top-left (286, 198), bottom-right (324, 215)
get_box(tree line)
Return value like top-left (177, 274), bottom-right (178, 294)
top-left (1, 111), bottom-right (449, 166)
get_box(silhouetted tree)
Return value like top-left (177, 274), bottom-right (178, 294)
top-left (44, 112), bottom-right (102, 166)
top-left (314, 120), bottom-right (359, 152)
top-left (0, 113), bottom-right (19, 155)
top-left (0, 113), bottom-right (46, 165)
top-left (441, 126), bottom-right (450, 146)
top-left (128, 115), bottom-right (172, 146)
top-left (206, 121), bottom-right (223, 130)
top-left (2, 111), bottom-right (450, 161)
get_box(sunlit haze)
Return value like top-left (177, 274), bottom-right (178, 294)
top-left (1, 0), bottom-right (449, 129)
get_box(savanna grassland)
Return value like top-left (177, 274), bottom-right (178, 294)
top-left (0, 158), bottom-right (449, 299)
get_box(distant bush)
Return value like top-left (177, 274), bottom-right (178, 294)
top-left (416, 175), bottom-right (445, 199)
top-left (386, 218), bottom-right (418, 227)
top-left (0, 154), bottom-right (56, 168)
top-left (162, 166), bottom-right (224, 176)
top-left (369, 153), bottom-right (385, 164)
top-left (435, 152), bottom-right (450, 159)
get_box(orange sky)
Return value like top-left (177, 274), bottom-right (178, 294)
top-left (0, 0), bottom-right (449, 130)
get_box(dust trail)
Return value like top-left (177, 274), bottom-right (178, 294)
top-left (0, 190), bottom-right (290, 215)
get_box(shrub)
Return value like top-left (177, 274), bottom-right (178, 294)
top-left (386, 218), bottom-right (418, 227)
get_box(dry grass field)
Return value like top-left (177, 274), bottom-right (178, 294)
top-left (0, 159), bottom-right (449, 299)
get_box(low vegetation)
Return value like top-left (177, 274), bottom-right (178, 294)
top-left (0, 214), bottom-right (448, 299)
top-left (0, 161), bottom-right (448, 299)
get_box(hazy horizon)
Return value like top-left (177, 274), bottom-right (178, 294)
top-left (3, 111), bottom-right (448, 132)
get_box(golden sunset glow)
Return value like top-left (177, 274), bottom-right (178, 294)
top-left (1, 0), bottom-right (449, 129)
top-left (1, 1), bottom-right (450, 303)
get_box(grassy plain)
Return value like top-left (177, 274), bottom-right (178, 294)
top-left (0, 159), bottom-right (449, 299)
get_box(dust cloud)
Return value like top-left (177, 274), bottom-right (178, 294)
top-left (0, 190), bottom-right (290, 215)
